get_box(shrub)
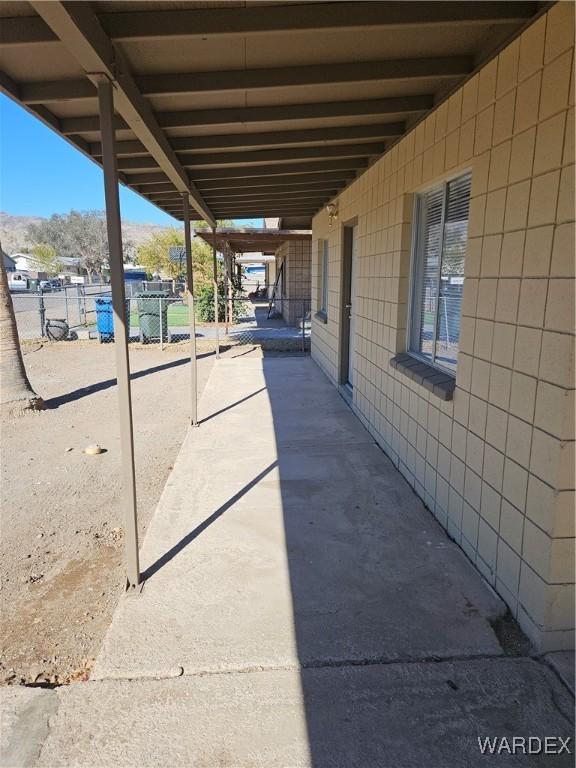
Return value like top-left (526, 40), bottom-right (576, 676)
top-left (195, 282), bottom-right (243, 322)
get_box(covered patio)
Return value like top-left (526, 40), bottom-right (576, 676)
top-left (0, 1), bottom-right (550, 587)
top-left (1, 1), bottom-right (574, 764)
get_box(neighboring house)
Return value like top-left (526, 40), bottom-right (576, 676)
top-left (11, 252), bottom-right (41, 273)
top-left (2, 251), bottom-right (16, 271)
top-left (311, 7), bottom-right (575, 652)
top-left (11, 252), bottom-right (83, 279)
top-left (57, 256), bottom-right (84, 282)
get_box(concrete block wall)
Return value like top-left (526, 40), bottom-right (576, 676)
top-left (275, 239), bottom-right (312, 325)
top-left (310, 3), bottom-right (575, 652)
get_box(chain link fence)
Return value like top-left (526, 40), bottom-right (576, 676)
top-left (12, 285), bottom-right (311, 352)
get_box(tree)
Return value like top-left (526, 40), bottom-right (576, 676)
top-left (27, 210), bottom-right (115, 282)
top-left (137, 228), bottom-right (214, 287)
top-left (30, 243), bottom-right (62, 275)
top-left (0, 248), bottom-right (43, 415)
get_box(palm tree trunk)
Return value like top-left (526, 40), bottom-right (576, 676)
top-left (0, 252), bottom-right (43, 415)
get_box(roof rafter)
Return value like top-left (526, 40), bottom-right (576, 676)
top-left (20, 57), bottom-right (472, 104)
top-left (194, 172), bottom-right (358, 190)
top-left (115, 143), bottom-right (385, 172)
top-left (90, 123), bottom-right (405, 157)
top-left (189, 158), bottom-right (368, 182)
top-left (60, 95), bottom-right (431, 134)
top-left (1, 3), bottom-right (538, 45)
top-left (29, 1), bottom-right (215, 225)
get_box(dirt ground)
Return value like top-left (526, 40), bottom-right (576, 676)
top-left (1, 338), bottom-right (279, 685)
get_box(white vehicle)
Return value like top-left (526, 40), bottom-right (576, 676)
top-left (7, 272), bottom-right (30, 292)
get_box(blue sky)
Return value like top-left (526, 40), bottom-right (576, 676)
top-left (0, 95), bottom-right (262, 228)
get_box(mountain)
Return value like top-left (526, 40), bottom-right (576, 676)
top-left (0, 211), bottom-right (177, 255)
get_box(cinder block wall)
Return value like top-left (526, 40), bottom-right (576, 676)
top-left (275, 239), bottom-right (312, 325)
top-left (311, 3), bottom-right (575, 652)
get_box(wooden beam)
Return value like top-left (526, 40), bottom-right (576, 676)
top-left (134, 183), bottom-right (176, 194)
top-left (215, 211), bottom-right (318, 218)
top-left (195, 172), bottom-right (358, 190)
top-left (117, 143), bottom-right (382, 172)
top-left (100, 3), bottom-right (540, 39)
top-left (202, 191), bottom-right (340, 202)
top-left (183, 143), bottom-right (386, 168)
top-left (30, 1), bottom-right (215, 226)
top-left (149, 194), bottom-right (331, 207)
top-left (127, 173), bottom-right (171, 185)
top-left (190, 159), bottom-right (368, 181)
top-left (22, 57), bottom-right (471, 103)
top-left (90, 122), bottom-right (405, 156)
top-left (1, 3), bottom-right (538, 45)
top-left (60, 95), bottom-right (431, 134)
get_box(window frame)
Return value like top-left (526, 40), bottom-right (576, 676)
top-left (407, 171), bottom-right (471, 376)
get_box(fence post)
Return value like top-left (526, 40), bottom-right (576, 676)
top-left (76, 285), bottom-right (82, 325)
top-left (159, 297), bottom-right (163, 351)
top-left (39, 290), bottom-right (46, 337)
top-left (64, 286), bottom-right (69, 325)
top-left (302, 300), bottom-right (305, 353)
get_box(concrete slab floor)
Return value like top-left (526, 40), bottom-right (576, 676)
top-left (8, 658), bottom-right (575, 768)
top-left (94, 358), bottom-right (505, 680)
top-left (4, 357), bottom-right (574, 766)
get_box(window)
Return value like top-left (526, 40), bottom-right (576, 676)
top-left (409, 172), bottom-right (471, 374)
top-left (318, 239), bottom-right (329, 315)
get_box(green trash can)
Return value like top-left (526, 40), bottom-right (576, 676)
top-left (135, 290), bottom-right (171, 343)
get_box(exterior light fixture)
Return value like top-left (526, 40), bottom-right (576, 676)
top-left (326, 202), bottom-right (339, 227)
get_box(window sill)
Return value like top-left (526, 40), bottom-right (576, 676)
top-left (390, 353), bottom-right (455, 401)
top-left (314, 310), bottom-right (328, 324)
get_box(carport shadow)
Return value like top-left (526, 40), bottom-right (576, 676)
top-left (141, 460), bottom-right (277, 581)
top-left (44, 352), bottom-right (214, 409)
top-left (252, 357), bottom-right (565, 766)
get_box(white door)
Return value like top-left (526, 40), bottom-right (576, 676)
top-left (347, 226), bottom-right (357, 387)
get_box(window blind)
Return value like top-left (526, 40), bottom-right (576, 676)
top-left (411, 172), bottom-right (471, 373)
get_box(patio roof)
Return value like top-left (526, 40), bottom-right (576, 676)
top-left (195, 227), bottom-right (311, 255)
top-left (0, 1), bottom-right (545, 226)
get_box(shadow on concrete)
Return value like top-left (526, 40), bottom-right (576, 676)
top-left (200, 387), bottom-right (267, 425)
top-left (141, 460), bottom-right (277, 581)
top-left (44, 352), bottom-right (214, 409)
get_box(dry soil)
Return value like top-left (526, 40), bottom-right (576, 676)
top-left (1, 340), bottom-right (224, 685)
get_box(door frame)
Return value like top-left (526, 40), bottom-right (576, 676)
top-left (338, 218), bottom-right (358, 386)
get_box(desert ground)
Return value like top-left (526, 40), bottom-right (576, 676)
top-left (2, 339), bottom-right (266, 684)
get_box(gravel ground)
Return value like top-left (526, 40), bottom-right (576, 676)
top-left (1, 340), bottom-right (227, 685)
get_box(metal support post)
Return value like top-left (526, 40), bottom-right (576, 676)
top-left (227, 252), bottom-right (234, 331)
top-left (212, 226), bottom-right (220, 359)
top-left (97, 75), bottom-right (140, 588)
top-left (182, 194), bottom-right (198, 427)
top-left (64, 287), bottom-right (69, 325)
top-left (302, 300), bottom-right (306, 353)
